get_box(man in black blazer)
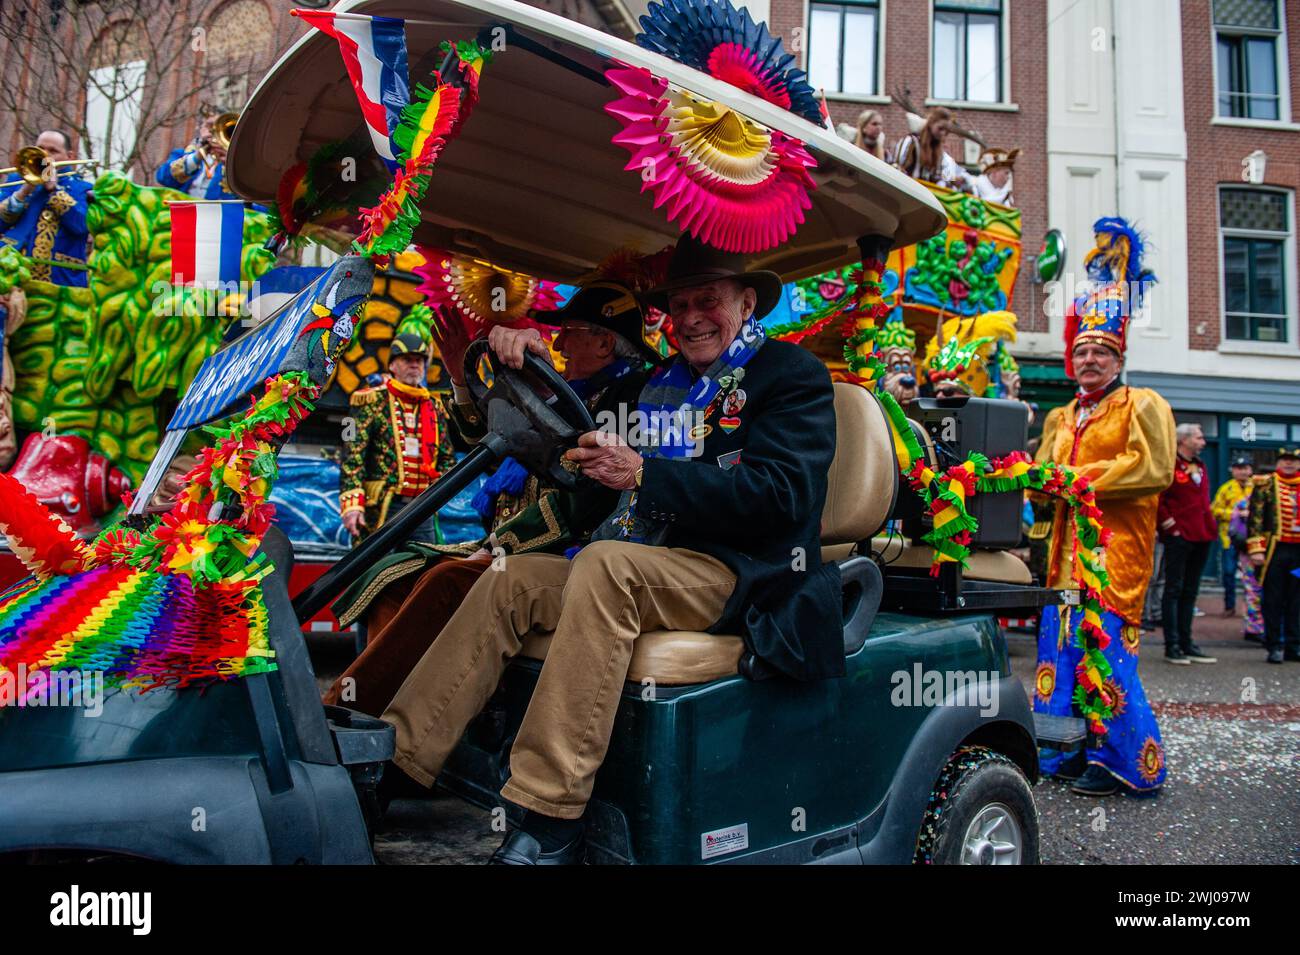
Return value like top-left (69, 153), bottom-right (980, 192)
top-left (381, 238), bottom-right (840, 864)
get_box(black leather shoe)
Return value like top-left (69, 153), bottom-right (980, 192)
top-left (1071, 765), bottom-right (1120, 797)
top-left (489, 828), bottom-right (585, 865)
top-left (1164, 647), bottom-right (1190, 665)
top-left (1182, 643), bottom-right (1217, 663)
top-left (1267, 649), bottom-right (1285, 664)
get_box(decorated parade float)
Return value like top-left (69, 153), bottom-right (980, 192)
top-left (0, 0), bottom-right (1122, 865)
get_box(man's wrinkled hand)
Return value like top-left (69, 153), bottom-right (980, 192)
top-left (488, 325), bottom-right (552, 371)
top-left (343, 510), bottom-right (366, 537)
top-left (564, 430), bottom-right (641, 490)
top-left (432, 312), bottom-right (476, 386)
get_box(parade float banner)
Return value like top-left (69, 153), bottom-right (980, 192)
top-left (170, 270), bottom-right (329, 430)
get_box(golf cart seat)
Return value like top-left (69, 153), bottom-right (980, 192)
top-left (517, 382), bottom-right (894, 685)
top-left (822, 538), bottom-right (1033, 584)
top-left (869, 537), bottom-right (1033, 584)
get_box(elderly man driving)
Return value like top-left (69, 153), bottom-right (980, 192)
top-left (381, 238), bottom-right (841, 864)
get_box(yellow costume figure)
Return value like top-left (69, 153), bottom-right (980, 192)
top-left (1034, 216), bottom-right (1174, 794)
top-left (1037, 387), bottom-right (1175, 623)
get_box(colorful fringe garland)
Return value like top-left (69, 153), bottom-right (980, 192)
top-left (0, 372), bottom-right (320, 692)
top-left (838, 260), bottom-right (891, 387)
top-left (354, 41), bottom-right (490, 266)
top-left (875, 389), bottom-right (1118, 733)
top-left (845, 257), bottom-right (1117, 732)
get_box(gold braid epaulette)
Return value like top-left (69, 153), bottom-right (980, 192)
top-left (349, 387), bottom-right (383, 407)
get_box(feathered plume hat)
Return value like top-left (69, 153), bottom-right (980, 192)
top-left (1064, 216), bottom-right (1156, 376)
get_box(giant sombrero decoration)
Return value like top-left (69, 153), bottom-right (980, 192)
top-left (604, 0), bottom-right (821, 254)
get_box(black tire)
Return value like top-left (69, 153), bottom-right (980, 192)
top-left (914, 746), bottom-right (1039, 865)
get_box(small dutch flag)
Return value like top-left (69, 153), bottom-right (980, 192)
top-left (169, 201), bottom-right (245, 287)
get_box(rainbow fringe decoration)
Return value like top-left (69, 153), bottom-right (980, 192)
top-left (0, 371), bottom-right (320, 692)
top-left (354, 40), bottom-right (491, 266)
top-left (871, 396), bottom-right (1120, 736)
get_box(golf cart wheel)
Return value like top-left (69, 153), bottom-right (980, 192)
top-left (914, 746), bottom-right (1039, 865)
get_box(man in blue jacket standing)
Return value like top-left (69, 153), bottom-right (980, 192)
top-left (380, 237), bottom-right (842, 863)
top-left (0, 130), bottom-right (92, 288)
top-left (155, 109), bottom-right (238, 200)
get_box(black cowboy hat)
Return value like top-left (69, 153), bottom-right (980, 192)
top-left (538, 280), bottom-right (664, 366)
top-left (1277, 447), bottom-right (1300, 461)
top-left (645, 235), bottom-right (784, 319)
top-left (388, 332), bottom-right (429, 362)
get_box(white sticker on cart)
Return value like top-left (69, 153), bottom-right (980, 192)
top-left (701, 823), bottom-right (749, 860)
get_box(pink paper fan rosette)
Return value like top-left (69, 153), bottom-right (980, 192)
top-left (604, 64), bottom-right (817, 254)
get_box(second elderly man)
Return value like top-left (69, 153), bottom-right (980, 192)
top-left (380, 238), bottom-right (841, 864)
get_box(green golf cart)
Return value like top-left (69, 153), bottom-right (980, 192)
top-left (0, 0), bottom-right (1081, 865)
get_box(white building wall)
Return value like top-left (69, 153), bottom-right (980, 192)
top-left (1114, 0), bottom-right (1190, 376)
top-left (1030, 0), bottom-right (1190, 380)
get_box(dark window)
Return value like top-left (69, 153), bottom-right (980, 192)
top-left (1214, 0), bottom-right (1282, 119)
top-left (808, 0), bottom-right (880, 96)
top-left (1221, 188), bottom-right (1291, 343)
top-left (932, 0), bottom-right (1002, 103)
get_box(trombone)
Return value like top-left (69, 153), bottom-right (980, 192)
top-left (0, 146), bottom-right (97, 186)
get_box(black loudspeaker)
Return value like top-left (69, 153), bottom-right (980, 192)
top-left (900, 395), bottom-right (1030, 549)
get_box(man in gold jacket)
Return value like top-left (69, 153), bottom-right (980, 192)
top-left (1034, 216), bottom-right (1175, 797)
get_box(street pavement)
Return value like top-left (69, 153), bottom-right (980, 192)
top-left (316, 591), bottom-right (1299, 865)
top-left (1006, 591), bottom-right (1300, 865)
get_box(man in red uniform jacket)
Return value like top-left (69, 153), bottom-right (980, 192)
top-left (1156, 423), bottom-right (1219, 664)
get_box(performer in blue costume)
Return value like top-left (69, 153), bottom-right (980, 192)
top-left (154, 109), bottom-right (239, 200)
top-left (0, 130), bottom-right (92, 288)
top-left (1033, 218), bottom-right (1175, 797)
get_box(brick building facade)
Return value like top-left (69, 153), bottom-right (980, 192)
top-left (1182, 0), bottom-right (1300, 353)
top-left (768, 0), bottom-right (1051, 334)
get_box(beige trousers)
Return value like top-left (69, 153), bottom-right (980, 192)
top-left (383, 540), bottom-right (736, 819)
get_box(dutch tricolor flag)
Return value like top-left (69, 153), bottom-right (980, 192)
top-left (292, 9), bottom-right (410, 171)
top-left (170, 201), bottom-right (245, 287)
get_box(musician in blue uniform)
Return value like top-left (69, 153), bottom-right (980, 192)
top-left (154, 109), bottom-right (238, 200)
top-left (0, 130), bottom-right (92, 288)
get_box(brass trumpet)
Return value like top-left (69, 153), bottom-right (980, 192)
top-left (0, 146), bottom-right (97, 186)
top-left (198, 112), bottom-right (239, 164)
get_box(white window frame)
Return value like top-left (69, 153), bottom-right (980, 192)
top-left (1210, 0), bottom-right (1292, 126)
top-left (82, 58), bottom-right (147, 175)
top-left (926, 0), bottom-right (1016, 111)
top-left (805, 0), bottom-right (887, 102)
top-left (1216, 184), bottom-right (1300, 355)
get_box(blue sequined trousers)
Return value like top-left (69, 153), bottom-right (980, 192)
top-left (1034, 604), bottom-right (1166, 791)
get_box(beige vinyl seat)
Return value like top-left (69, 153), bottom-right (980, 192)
top-left (517, 382), bottom-right (898, 685)
top-left (822, 538), bottom-right (1033, 584)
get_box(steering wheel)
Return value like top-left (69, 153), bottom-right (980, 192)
top-left (463, 338), bottom-right (595, 490)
